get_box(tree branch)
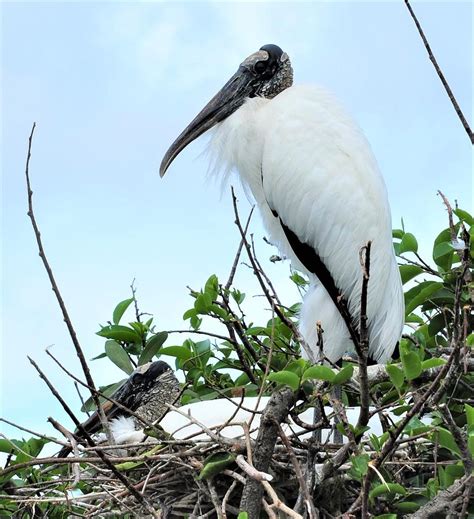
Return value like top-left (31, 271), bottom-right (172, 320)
top-left (404, 0), bottom-right (473, 143)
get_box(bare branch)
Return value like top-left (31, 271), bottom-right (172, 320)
top-left (404, 0), bottom-right (473, 143)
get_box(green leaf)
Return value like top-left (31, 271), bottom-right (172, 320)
top-left (302, 365), bottom-right (335, 383)
top-left (350, 454), bottom-right (369, 478)
top-left (399, 233), bottom-right (418, 254)
top-left (138, 332), bottom-right (168, 365)
top-left (195, 292), bottom-right (212, 314)
top-left (369, 483), bottom-right (406, 500)
top-left (204, 274), bottom-right (219, 301)
top-left (97, 324), bottom-right (141, 344)
top-left (386, 364), bottom-right (404, 389)
top-left (25, 438), bottom-right (49, 457)
top-left (438, 463), bottom-right (464, 488)
top-left (435, 427), bottom-right (461, 455)
top-left (237, 514), bottom-right (248, 519)
top-left (210, 304), bottom-right (229, 320)
top-left (433, 227), bottom-right (460, 271)
top-left (468, 431), bottom-right (474, 457)
top-left (421, 358), bottom-right (446, 370)
top-left (286, 358), bottom-right (309, 377)
top-left (190, 315), bottom-right (202, 330)
top-left (231, 289), bottom-right (245, 305)
top-left (405, 416), bottom-right (431, 435)
top-left (393, 502), bottom-right (420, 513)
top-left (160, 346), bottom-right (193, 361)
top-left (333, 364), bottom-right (354, 385)
top-left (112, 297), bottom-right (134, 325)
top-left (392, 405), bottom-right (411, 416)
top-left (433, 241), bottom-right (455, 269)
top-left (454, 208), bottom-right (473, 225)
top-left (399, 264), bottom-right (424, 285)
top-left (392, 228), bottom-right (404, 239)
top-left (81, 379), bottom-right (126, 412)
top-left (404, 281), bottom-right (444, 316)
top-left (370, 434), bottom-right (381, 451)
top-left (401, 351), bottom-right (422, 380)
top-left (0, 439), bottom-right (24, 454)
top-left (183, 308), bottom-right (196, 320)
top-left (90, 352), bottom-right (107, 361)
top-left (465, 404), bottom-right (474, 428)
top-left (290, 271), bottom-right (308, 287)
top-left (245, 326), bottom-right (268, 336)
top-left (105, 340), bottom-right (134, 374)
top-left (198, 451), bottom-right (235, 480)
top-left (428, 312), bottom-right (447, 337)
top-left (267, 370), bottom-right (300, 391)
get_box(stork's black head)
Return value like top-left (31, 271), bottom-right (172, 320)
top-left (112, 360), bottom-right (175, 411)
top-left (160, 44), bottom-right (293, 177)
top-left (129, 360), bottom-right (171, 389)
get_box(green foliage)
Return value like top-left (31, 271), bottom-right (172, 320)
top-left (2, 202), bottom-right (472, 517)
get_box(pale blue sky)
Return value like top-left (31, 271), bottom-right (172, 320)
top-left (1, 1), bottom-right (472, 442)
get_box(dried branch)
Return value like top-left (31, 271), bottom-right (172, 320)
top-left (407, 474), bottom-right (472, 519)
top-left (23, 124), bottom-right (111, 442)
top-left (240, 387), bottom-right (297, 518)
top-left (404, 0), bottom-right (473, 143)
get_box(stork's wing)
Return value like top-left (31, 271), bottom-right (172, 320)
top-left (257, 85), bottom-right (401, 360)
top-left (277, 211), bottom-right (358, 345)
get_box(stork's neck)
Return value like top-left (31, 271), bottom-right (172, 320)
top-left (209, 96), bottom-right (270, 203)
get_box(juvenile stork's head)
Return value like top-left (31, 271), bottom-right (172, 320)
top-left (160, 44), bottom-right (293, 177)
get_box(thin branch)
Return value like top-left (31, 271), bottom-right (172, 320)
top-left (356, 242), bottom-right (371, 439)
top-left (230, 187), bottom-right (315, 362)
top-left (23, 124), bottom-right (111, 441)
top-left (276, 423), bottom-right (318, 519)
top-left (404, 0), bottom-right (473, 143)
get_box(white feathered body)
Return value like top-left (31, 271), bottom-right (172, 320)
top-left (210, 85), bottom-right (404, 362)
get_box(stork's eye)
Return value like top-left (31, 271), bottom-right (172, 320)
top-left (131, 373), bottom-right (144, 385)
top-left (254, 60), bottom-right (268, 74)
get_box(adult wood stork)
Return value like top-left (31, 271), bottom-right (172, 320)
top-left (160, 44), bottom-right (404, 364)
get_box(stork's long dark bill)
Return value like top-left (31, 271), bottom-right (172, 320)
top-left (160, 67), bottom-right (256, 177)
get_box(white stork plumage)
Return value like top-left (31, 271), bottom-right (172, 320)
top-left (160, 44), bottom-right (404, 364)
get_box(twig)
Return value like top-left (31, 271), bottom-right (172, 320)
top-left (230, 187), bottom-right (315, 362)
top-left (23, 124), bottom-right (112, 443)
top-left (0, 417), bottom-right (68, 448)
top-left (221, 480), bottom-right (238, 519)
top-left (207, 479), bottom-right (224, 519)
top-left (261, 480), bottom-right (303, 519)
top-left (48, 418), bottom-right (81, 487)
top-left (404, 0), bottom-right (473, 143)
top-left (276, 423), bottom-right (318, 519)
top-left (235, 455), bottom-right (272, 482)
top-left (223, 206), bottom-right (254, 299)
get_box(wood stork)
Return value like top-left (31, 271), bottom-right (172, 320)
top-left (160, 44), bottom-right (404, 364)
top-left (57, 361), bottom-right (180, 457)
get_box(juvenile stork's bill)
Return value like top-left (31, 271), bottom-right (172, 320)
top-left (160, 44), bottom-right (404, 363)
top-left (57, 361), bottom-right (180, 457)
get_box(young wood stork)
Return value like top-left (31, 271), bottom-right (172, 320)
top-left (160, 44), bottom-right (404, 363)
top-left (57, 361), bottom-right (180, 457)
